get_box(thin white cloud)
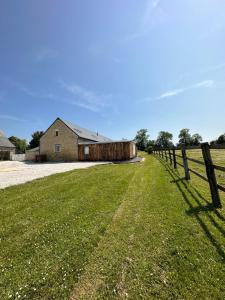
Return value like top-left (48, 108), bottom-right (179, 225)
top-left (34, 47), bottom-right (58, 62)
top-left (0, 114), bottom-right (25, 122)
top-left (194, 80), bottom-right (214, 88)
top-left (155, 80), bottom-right (215, 100)
top-left (123, 0), bottom-right (165, 42)
top-left (141, 0), bottom-right (161, 28)
top-left (7, 79), bottom-right (56, 100)
top-left (152, 0), bottom-right (160, 8)
top-left (60, 81), bottom-right (112, 112)
top-left (6, 78), bottom-right (114, 113)
top-left (158, 88), bottom-right (185, 99)
top-left (170, 63), bottom-right (225, 89)
top-left (13, 82), bottom-right (40, 97)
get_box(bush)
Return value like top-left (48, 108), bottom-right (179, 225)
top-left (146, 146), bottom-right (153, 154)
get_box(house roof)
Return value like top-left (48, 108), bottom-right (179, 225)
top-left (61, 119), bottom-right (112, 143)
top-left (26, 146), bottom-right (40, 152)
top-left (0, 136), bottom-right (16, 148)
top-left (78, 140), bottom-right (135, 145)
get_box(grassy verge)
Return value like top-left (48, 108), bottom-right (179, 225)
top-left (0, 163), bottom-right (138, 299)
top-left (1, 153), bottom-right (225, 299)
top-left (71, 154), bottom-right (225, 299)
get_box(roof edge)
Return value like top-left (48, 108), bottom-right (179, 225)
top-left (78, 140), bottom-right (135, 145)
top-left (41, 118), bottom-right (79, 139)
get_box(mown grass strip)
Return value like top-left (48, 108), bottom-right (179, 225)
top-left (0, 164), bottom-right (138, 299)
top-left (71, 155), bottom-right (225, 299)
top-left (2, 154), bottom-right (225, 299)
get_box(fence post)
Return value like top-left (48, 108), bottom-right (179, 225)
top-left (201, 143), bottom-right (222, 208)
top-left (169, 149), bottom-right (172, 165)
top-left (181, 146), bottom-right (190, 180)
top-left (172, 148), bottom-right (177, 169)
top-left (164, 150), bottom-right (167, 161)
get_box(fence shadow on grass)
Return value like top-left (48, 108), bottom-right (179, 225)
top-left (155, 155), bottom-right (225, 261)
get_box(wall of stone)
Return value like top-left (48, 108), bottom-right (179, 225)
top-left (11, 154), bottom-right (26, 161)
top-left (40, 119), bottom-right (78, 161)
top-left (25, 150), bottom-right (39, 161)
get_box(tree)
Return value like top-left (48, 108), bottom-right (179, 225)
top-left (29, 131), bottom-right (44, 149)
top-left (135, 129), bottom-right (149, 151)
top-left (217, 133), bottom-right (225, 144)
top-left (178, 129), bottom-right (191, 146)
top-left (146, 140), bottom-right (155, 154)
top-left (190, 133), bottom-right (203, 146)
top-left (155, 131), bottom-right (173, 148)
top-left (9, 136), bottom-right (27, 154)
top-left (210, 140), bottom-right (216, 146)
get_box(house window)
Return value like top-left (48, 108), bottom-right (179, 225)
top-left (55, 130), bottom-right (59, 136)
top-left (54, 144), bottom-right (61, 153)
top-left (133, 144), bottom-right (136, 156)
top-left (84, 146), bottom-right (89, 155)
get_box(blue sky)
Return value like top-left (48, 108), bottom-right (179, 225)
top-left (0, 0), bottom-right (225, 143)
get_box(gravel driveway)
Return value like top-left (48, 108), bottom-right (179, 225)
top-left (0, 161), bottom-right (110, 189)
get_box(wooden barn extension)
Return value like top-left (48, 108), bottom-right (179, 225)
top-left (78, 141), bottom-right (137, 161)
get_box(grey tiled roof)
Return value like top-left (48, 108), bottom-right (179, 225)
top-left (0, 136), bottom-right (16, 148)
top-left (62, 119), bottom-right (112, 143)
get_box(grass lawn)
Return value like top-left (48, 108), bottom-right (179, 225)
top-left (176, 149), bottom-right (225, 186)
top-left (1, 153), bottom-right (225, 299)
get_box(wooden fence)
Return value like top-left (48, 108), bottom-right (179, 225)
top-left (153, 143), bottom-right (225, 208)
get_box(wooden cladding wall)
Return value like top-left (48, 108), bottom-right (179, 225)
top-left (78, 142), bottom-right (136, 161)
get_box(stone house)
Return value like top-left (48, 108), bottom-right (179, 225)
top-left (0, 130), bottom-right (16, 160)
top-left (39, 118), bottom-right (112, 161)
top-left (35, 118), bottom-right (136, 162)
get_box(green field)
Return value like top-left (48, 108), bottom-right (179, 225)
top-left (1, 153), bottom-right (225, 299)
top-left (175, 148), bottom-right (225, 187)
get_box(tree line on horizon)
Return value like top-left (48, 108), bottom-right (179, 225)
top-left (7, 128), bottom-right (225, 154)
top-left (134, 129), bottom-right (225, 153)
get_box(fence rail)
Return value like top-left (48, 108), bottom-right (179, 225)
top-left (214, 165), bottom-right (225, 172)
top-left (186, 157), bottom-right (205, 166)
top-left (153, 143), bottom-right (225, 209)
